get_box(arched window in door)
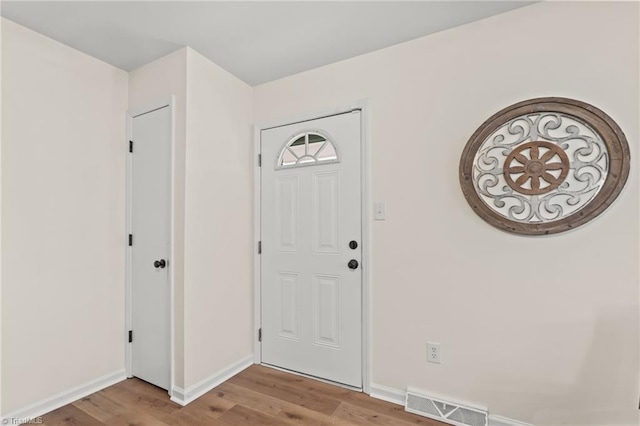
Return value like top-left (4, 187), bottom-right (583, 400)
top-left (277, 131), bottom-right (339, 169)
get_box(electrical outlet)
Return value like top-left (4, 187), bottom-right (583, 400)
top-left (427, 342), bottom-right (441, 364)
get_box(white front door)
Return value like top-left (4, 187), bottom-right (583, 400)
top-left (261, 111), bottom-right (362, 388)
top-left (130, 106), bottom-right (171, 390)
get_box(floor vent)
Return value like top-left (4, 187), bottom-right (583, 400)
top-left (405, 388), bottom-right (488, 426)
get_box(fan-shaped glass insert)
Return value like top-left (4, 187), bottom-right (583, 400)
top-left (278, 132), bottom-right (339, 168)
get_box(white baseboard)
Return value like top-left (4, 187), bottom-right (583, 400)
top-left (169, 386), bottom-right (186, 405)
top-left (170, 355), bottom-right (254, 406)
top-left (369, 383), bottom-right (406, 405)
top-left (488, 414), bottom-right (534, 426)
top-left (369, 383), bottom-right (532, 426)
top-left (0, 369), bottom-right (126, 425)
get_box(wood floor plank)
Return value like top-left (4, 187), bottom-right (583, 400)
top-left (161, 404), bottom-right (231, 426)
top-left (103, 407), bottom-right (173, 426)
top-left (216, 381), bottom-right (349, 426)
top-left (182, 392), bottom-right (236, 418)
top-left (333, 401), bottom-right (424, 426)
top-left (227, 367), bottom-right (342, 415)
top-left (275, 403), bottom-right (353, 426)
top-left (340, 390), bottom-right (442, 425)
top-left (214, 382), bottom-right (284, 416)
top-left (217, 404), bottom-right (295, 426)
top-left (41, 404), bottom-right (103, 426)
top-left (118, 377), bottom-right (171, 400)
top-left (35, 365), bottom-right (444, 426)
top-left (160, 391), bottom-right (236, 426)
top-left (242, 366), bottom-right (437, 424)
top-left (248, 365), bottom-right (353, 398)
top-left (254, 367), bottom-right (439, 425)
top-left (72, 391), bottom-right (126, 422)
top-left (100, 379), bottom-right (181, 420)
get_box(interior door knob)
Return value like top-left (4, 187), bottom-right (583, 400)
top-left (348, 259), bottom-right (359, 270)
top-left (154, 259), bottom-right (166, 269)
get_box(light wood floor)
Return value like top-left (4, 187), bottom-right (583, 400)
top-left (40, 365), bottom-right (446, 425)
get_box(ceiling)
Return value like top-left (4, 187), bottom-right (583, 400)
top-left (1, 1), bottom-right (535, 86)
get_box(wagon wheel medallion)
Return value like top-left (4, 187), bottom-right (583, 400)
top-left (459, 97), bottom-right (630, 235)
top-left (503, 141), bottom-right (570, 195)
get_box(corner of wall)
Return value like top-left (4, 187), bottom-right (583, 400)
top-left (171, 355), bottom-right (253, 407)
top-left (182, 45), bottom-right (254, 390)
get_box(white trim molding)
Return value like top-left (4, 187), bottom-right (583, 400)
top-left (0, 370), bottom-right (126, 425)
top-left (369, 383), bottom-right (406, 405)
top-left (253, 99), bottom-right (372, 392)
top-left (369, 383), bottom-right (532, 426)
top-left (488, 414), bottom-right (534, 426)
top-left (170, 355), bottom-right (253, 406)
top-left (252, 122), bottom-right (262, 365)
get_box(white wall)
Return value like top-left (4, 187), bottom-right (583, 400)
top-left (1, 18), bottom-right (128, 414)
top-left (183, 48), bottom-right (253, 388)
top-left (253, 2), bottom-right (639, 425)
top-left (128, 47), bottom-right (188, 389)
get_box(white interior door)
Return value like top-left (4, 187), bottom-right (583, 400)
top-left (261, 111), bottom-right (362, 388)
top-left (130, 106), bottom-right (171, 390)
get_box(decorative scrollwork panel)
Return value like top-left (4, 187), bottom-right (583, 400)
top-left (459, 98), bottom-right (629, 235)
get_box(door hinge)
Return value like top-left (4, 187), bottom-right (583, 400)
top-left (128, 330), bottom-right (133, 343)
top-left (258, 328), bottom-right (262, 342)
top-left (129, 140), bottom-right (133, 153)
top-left (258, 241), bottom-right (262, 254)
top-left (128, 234), bottom-right (133, 246)
top-left (258, 154), bottom-right (262, 167)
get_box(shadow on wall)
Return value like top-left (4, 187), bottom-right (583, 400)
top-left (475, 306), bottom-right (639, 425)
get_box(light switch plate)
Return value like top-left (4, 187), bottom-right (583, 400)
top-left (374, 202), bottom-right (386, 220)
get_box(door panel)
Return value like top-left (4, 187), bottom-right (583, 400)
top-left (261, 111), bottom-right (362, 388)
top-left (131, 106), bottom-right (171, 391)
top-left (314, 274), bottom-right (341, 348)
top-left (275, 176), bottom-right (299, 251)
top-left (277, 272), bottom-right (300, 340)
top-left (313, 171), bottom-right (340, 254)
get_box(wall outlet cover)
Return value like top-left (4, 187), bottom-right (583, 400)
top-left (427, 342), bottom-right (441, 364)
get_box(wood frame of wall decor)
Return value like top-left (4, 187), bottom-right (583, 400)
top-left (459, 97), bottom-right (630, 236)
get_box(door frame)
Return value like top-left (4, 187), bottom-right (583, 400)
top-left (253, 100), bottom-right (372, 394)
top-left (125, 96), bottom-right (176, 396)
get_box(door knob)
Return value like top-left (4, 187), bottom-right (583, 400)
top-left (348, 259), bottom-right (359, 270)
top-left (154, 259), bottom-right (166, 269)
top-left (349, 240), bottom-right (358, 250)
